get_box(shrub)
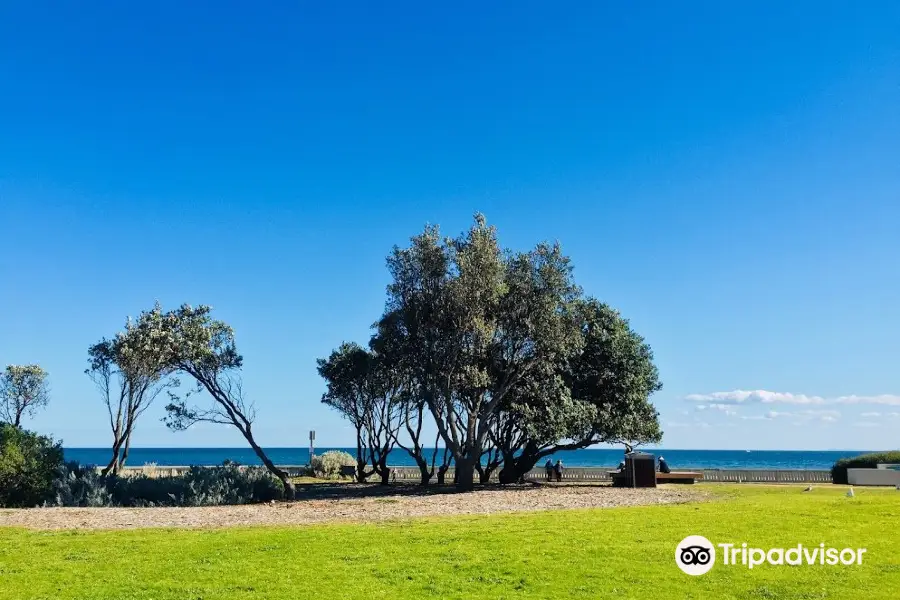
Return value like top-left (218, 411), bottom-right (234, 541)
top-left (47, 461), bottom-right (114, 507)
top-left (0, 424), bottom-right (64, 507)
top-left (311, 450), bottom-right (355, 479)
top-left (47, 462), bottom-right (284, 507)
top-left (831, 451), bottom-right (900, 484)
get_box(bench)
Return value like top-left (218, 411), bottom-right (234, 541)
top-left (608, 471), bottom-right (704, 485)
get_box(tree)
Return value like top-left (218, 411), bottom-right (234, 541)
top-left (496, 299), bottom-right (663, 483)
top-left (318, 342), bottom-right (403, 485)
top-left (0, 424), bottom-right (64, 507)
top-left (380, 215), bottom-right (584, 490)
top-left (86, 307), bottom-right (179, 475)
top-left (371, 311), bottom-right (448, 486)
top-left (317, 343), bottom-right (373, 482)
top-left (145, 304), bottom-right (296, 499)
top-left (0, 365), bottom-right (50, 427)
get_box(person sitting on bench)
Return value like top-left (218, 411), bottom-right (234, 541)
top-left (658, 456), bottom-right (671, 474)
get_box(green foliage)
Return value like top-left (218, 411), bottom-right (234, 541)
top-left (0, 486), bottom-right (898, 599)
top-left (47, 462), bottom-right (284, 507)
top-left (86, 310), bottom-right (181, 474)
top-left (338, 213), bottom-right (663, 487)
top-left (0, 364), bottom-right (50, 427)
top-left (0, 424), bottom-right (64, 507)
top-left (831, 451), bottom-right (900, 484)
top-left (48, 461), bottom-right (115, 507)
top-left (311, 450), bottom-right (356, 479)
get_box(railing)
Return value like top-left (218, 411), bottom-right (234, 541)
top-left (699, 469), bottom-right (833, 483)
top-left (114, 464), bottom-right (834, 484)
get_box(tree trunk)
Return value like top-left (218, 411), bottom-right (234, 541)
top-left (455, 455), bottom-right (476, 492)
top-left (437, 464), bottom-right (449, 485)
top-left (498, 451), bottom-right (540, 485)
top-left (379, 462), bottom-right (390, 486)
top-left (119, 427), bottom-right (133, 471)
top-left (479, 469), bottom-right (492, 484)
top-left (356, 461), bottom-right (368, 483)
top-left (355, 429), bottom-right (367, 482)
top-left (102, 437), bottom-right (124, 477)
top-left (244, 429), bottom-right (295, 500)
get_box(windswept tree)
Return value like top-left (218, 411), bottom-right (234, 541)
top-left (0, 365), bottom-right (50, 427)
top-left (317, 341), bottom-right (403, 485)
top-left (495, 299), bottom-right (663, 483)
top-left (86, 307), bottom-right (179, 475)
top-left (141, 304), bottom-right (296, 499)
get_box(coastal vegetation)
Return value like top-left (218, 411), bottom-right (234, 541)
top-left (319, 214), bottom-right (662, 490)
top-left (0, 485), bottom-right (896, 599)
top-left (47, 461), bottom-right (284, 507)
top-left (0, 424), bottom-right (62, 507)
top-left (832, 451), bottom-right (900, 484)
top-left (1, 213), bottom-right (663, 503)
top-left (310, 450), bottom-right (356, 479)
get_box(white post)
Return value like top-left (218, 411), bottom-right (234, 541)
top-left (309, 430), bottom-right (315, 464)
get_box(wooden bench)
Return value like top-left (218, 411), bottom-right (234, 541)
top-left (608, 471), bottom-right (704, 485)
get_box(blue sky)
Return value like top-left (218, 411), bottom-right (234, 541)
top-left (1, 2), bottom-right (898, 450)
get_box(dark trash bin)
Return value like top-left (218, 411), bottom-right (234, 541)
top-left (615, 452), bottom-right (657, 488)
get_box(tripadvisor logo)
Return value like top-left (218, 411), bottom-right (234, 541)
top-left (675, 536), bottom-right (867, 576)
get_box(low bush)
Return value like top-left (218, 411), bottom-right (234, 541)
top-left (311, 450), bottom-right (355, 479)
top-left (831, 450), bottom-right (900, 484)
top-left (0, 424), bottom-right (64, 507)
top-left (46, 462), bottom-right (284, 507)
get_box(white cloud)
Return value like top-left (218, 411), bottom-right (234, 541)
top-left (685, 390), bottom-right (826, 405)
top-left (686, 390), bottom-right (900, 407)
top-left (861, 412), bottom-right (881, 418)
top-left (666, 421), bottom-right (710, 429)
top-left (835, 395), bottom-right (900, 406)
top-left (852, 421), bottom-right (881, 428)
top-left (695, 403), bottom-right (738, 416)
top-left (740, 409), bottom-right (839, 423)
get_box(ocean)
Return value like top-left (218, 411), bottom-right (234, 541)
top-left (62, 448), bottom-right (867, 470)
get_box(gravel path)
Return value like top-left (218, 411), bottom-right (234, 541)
top-left (0, 483), bottom-right (706, 530)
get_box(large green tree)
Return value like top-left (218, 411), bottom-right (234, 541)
top-left (496, 299), bottom-right (663, 483)
top-left (321, 214), bottom-right (662, 490)
top-left (0, 365), bottom-right (50, 427)
top-left (379, 215), bottom-right (585, 490)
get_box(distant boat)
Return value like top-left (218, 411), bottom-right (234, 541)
top-left (745, 450), bottom-right (752, 453)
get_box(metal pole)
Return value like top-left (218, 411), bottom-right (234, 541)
top-left (631, 453), bottom-right (636, 489)
top-left (309, 430), bottom-right (315, 463)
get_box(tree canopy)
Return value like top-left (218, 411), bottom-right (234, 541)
top-left (320, 213), bottom-right (663, 490)
top-left (0, 365), bottom-right (50, 427)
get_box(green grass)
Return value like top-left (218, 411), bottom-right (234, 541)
top-left (0, 485), bottom-right (897, 599)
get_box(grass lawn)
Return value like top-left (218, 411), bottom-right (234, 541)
top-left (0, 485), bottom-right (897, 599)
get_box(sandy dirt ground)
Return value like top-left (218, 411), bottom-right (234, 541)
top-left (0, 483), bottom-right (707, 530)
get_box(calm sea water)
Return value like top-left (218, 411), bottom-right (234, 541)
top-left (62, 448), bottom-right (867, 470)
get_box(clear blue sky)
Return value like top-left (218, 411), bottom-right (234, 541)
top-left (1, 2), bottom-right (898, 450)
